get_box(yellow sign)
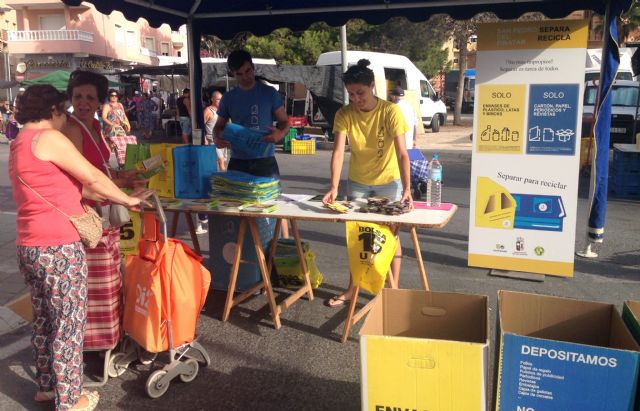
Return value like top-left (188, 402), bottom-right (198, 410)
top-left (476, 84), bottom-right (526, 154)
top-left (478, 20), bottom-right (588, 51)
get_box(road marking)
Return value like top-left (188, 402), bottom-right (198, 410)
top-left (0, 335), bottom-right (30, 360)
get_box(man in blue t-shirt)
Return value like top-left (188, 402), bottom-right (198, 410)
top-left (213, 49), bottom-right (290, 178)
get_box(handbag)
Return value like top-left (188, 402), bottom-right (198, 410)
top-left (73, 114), bottom-right (131, 228)
top-left (18, 176), bottom-right (103, 248)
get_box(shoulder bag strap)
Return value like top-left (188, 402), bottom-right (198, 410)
top-left (70, 114), bottom-right (112, 179)
top-left (18, 176), bottom-right (71, 218)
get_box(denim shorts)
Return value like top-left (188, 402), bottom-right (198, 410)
top-left (228, 157), bottom-right (280, 179)
top-left (347, 179), bottom-right (402, 201)
top-left (179, 116), bottom-right (191, 135)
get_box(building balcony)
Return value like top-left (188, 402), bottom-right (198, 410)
top-left (8, 30), bottom-right (96, 56)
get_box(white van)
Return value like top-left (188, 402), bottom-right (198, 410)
top-left (316, 51), bottom-right (447, 132)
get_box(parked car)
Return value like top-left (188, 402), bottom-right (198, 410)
top-left (582, 79), bottom-right (640, 146)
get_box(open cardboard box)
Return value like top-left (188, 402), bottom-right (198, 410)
top-left (496, 290), bottom-right (640, 411)
top-left (359, 288), bottom-right (489, 411)
top-left (624, 300), bottom-right (640, 345)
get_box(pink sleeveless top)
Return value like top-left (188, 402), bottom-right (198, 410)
top-left (9, 128), bottom-right (84, 246)
top-left (69, 116), bottom-right (111, 208)
top-left (69, 116), bottom-right (110, 173)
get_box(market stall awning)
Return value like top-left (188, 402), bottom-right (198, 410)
top-left (22, 70), bottom-right (124, 91)
top-left (60, 0), bottom-right (631, 39)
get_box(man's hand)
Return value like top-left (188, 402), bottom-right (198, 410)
top-left (214, 136), bottom-right (231, 149)
top-left (262, 126), bottom-right (285, 144)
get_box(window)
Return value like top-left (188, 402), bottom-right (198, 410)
top-left (114, 24), bottom-right (124, 44)
top-left (39, 15), bottom-right (66, 30)
top-left (177, 51), bottom-right (182, 57)
top-left (144, 37), bottom-right (155, 52)
top-left (384, 67), bottom-right (407, 95)
top-left (420, 80), bottom-right (432, 98)
top-left (125, 30), bottom-right (136, 49)
top-left (160, 42), bottom-right (170, 56)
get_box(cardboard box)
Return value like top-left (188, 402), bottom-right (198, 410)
top-left (359, 289), bottom-right (489, 411)
top-left (623, 300), bottom-right (640, 345)
top-left (497, 291), bottom-right (640, 411)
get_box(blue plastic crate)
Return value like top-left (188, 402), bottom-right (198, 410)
top-left (610, 181), bottom-right (640, 199)
top-left (173, 145), bottom-right (218, 199)
top-left (611, 170), bottom-right (640, 188)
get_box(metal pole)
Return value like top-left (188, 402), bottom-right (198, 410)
top-left (340, 24), bottom-right (348, 105)
top-left (187, 17), bottom-right (197, 144)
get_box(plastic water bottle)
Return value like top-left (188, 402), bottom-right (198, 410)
top-left (426, 154), bottom-right (442, 207)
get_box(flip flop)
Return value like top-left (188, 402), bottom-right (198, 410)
top-left (325, 295), bottom-right (350, 308)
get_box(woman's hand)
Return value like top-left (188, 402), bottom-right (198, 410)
top-left (322, 188), bottom-right (338, 205)
top-left (401, 188), bottom-right (414, 209)
top-left (125, 188), bottom-right (155, 211)
top-left (123, 122), bottom-right (131, 134)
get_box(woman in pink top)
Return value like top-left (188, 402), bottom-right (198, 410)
top-left (9, 84), bottom-right (151, 411)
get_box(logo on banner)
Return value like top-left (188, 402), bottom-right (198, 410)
top-left (135, 285), bottom-right (151, 316)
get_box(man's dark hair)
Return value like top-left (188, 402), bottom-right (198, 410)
top-left (15, 85), bottom-right (67, 124)
top-left (182, 88), bottom-right (190, 94)
top-left (67, 70), bottom-right (108, 102)
top-left (227, 49), bottom-right (253, 73)
top-left (342, 59), bottom-right (375, 86)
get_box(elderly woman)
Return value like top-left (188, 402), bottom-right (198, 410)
top-left (9, 84), bottom-right (149, 410)
top-left (62, 70), bottom-right (150, 363)
top-left (323, 59), bottom-right (412, 307)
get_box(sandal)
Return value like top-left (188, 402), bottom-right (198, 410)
top-left (72, 390), bottom-right (99, 411)
top-left (34, 390), bottom-right (55, 402)
top-left (325, 295), bottom-right (351, 308)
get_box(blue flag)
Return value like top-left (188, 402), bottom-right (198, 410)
top-left (587, 1), bottom-right (629, 243)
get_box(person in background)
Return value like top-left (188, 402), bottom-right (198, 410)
top-left (101, 89), bottom-right (130, 139)
top-left (204, 90), bottom-right (226, 171)
top-left (9, 84), bottom-right (149, 411)
top-left (213, 49), bottom-right (290, 238)
top-left (140, 92), bottom-right (157, 140)
top-left (151, 92), bottom-right (163, 130)
top-left (322, 59), bottom-right (412, 307)
top-left (132, 90), bottom-right (143, 133)
top-left (0, 100), bottom-right (8, 133)
top-left (390, 86), bottom-right (418, 149)
top-left (195, 90), bottom-right (225, 235)
top-left (176, 88), bottom-right (191, 144)
top-left (122, 94), bottom-right (137, 129)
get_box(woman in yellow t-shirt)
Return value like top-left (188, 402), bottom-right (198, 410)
top-left (323, 59), bottom-right (413, 307)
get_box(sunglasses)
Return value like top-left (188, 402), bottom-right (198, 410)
top-left (110, 94), bottom-right (118, 97)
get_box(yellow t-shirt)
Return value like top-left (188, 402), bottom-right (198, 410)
top-left (333, 98), bottom-right (408, 186)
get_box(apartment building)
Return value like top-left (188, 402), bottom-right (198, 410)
top-left (6, 0), bottom-right (186, 85)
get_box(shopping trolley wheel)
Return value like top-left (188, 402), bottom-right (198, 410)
top-left (145, 370), bottom-right (170, 398)
top-left (179, 358), bottom-right (199, 383)
top-left (107, 352), bottom-right (129, 378)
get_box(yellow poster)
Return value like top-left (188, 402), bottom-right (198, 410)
top-left (475, 84), bottom-right (526, 154)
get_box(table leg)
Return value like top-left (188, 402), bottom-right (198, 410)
top-left (184, 211), bottom-right (201, 255)
top-left (222, 218), bottom-right (247, 322)
top-left (248, 219), bottom-right (281, 329)
top-left (290, 220), bottom-right (314, 301)
top-left (169, 211), bottom-right (179, 237)
top-left (341, 285), bottom-right (360, 343)
top-left (266, 219), bottom-right (283, 275)
top-left (410, 226), bottom-right (429, 291)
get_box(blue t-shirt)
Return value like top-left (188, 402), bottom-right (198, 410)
top-left (218, 81), bottom-right (284, 160)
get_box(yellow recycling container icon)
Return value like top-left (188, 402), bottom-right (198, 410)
top-left (475, 177), bottom-right (517, 229)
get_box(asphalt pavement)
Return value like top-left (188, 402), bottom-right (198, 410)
top-left (0, 121), bottom-right (638, 410)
